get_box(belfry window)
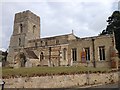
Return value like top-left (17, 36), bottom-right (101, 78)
top-left (99, 46), bottom-right (105, 60)
top-left (20, 24), bottom-right (23, 33)
top-left (33, 25), bottom-right (36, 33)
top-left (19, 38), bottom-right (21, 46)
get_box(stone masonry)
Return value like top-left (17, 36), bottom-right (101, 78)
top-left (3, 71), bottom-right (119, 88)
top-left (7, 10), bottom-right (119, 68)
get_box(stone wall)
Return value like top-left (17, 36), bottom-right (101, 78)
top-left (7, 10), bottom-right (117, 68)
top-left (3, 71), bottom-right (119, 88)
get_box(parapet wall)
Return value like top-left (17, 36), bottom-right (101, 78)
top-left (14, 10), bottom-right (40, 23)
top-left (3, 71), bottom-right (119, 88)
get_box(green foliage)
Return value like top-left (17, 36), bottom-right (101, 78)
top-left (100, 11), bottom-right (120, 57)
top-left (110, 11), bottom-right (120, 57)
top-left (2, 66), bottom-right (111, 78)
top-left (100, 11), bottom-right (120, 35)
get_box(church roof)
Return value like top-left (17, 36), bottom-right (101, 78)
top-left (41, 33), bottom-right (79, 39)
top-left (25, 50), bottom-right (39, 59)
top-left (28, 33), bottom-right (79, 42)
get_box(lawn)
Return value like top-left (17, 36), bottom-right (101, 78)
top-left (2, 66), bottom-right (112, 78)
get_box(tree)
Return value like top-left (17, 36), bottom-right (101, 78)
top-left (100, 11), bottom-right (120, 57)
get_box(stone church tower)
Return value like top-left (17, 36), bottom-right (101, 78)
top-left (7, 10), bottom-right (40, 65)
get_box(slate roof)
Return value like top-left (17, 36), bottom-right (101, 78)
top-left (25, 50), bottom-right (39, 59)
top-left (28, 33), bottom-right (79, 42)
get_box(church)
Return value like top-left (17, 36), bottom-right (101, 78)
top-left (7, 10), bottom-right (119, 68)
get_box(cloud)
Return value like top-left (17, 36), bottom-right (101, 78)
top-left (43, 1), bottom-right (115, 37)
top-left (1, 1), bottom-right (118, 50)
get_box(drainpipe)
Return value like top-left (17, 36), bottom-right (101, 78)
top-left (58, 49), bottom-right (60, 66)
top-left (112, 31), bottom-right (119, 69)
top-left (92, 38), bottom-right (96, 68)
top-left (49, 47), bottom-right (51, 67)
top-left (86, 61), bottom-right (90, 85)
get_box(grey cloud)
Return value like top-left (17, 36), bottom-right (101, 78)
top-left (1, 1), bottom-right (117, 50)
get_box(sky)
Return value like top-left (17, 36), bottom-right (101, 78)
top-left (0, 0), bottom-right (119, 51)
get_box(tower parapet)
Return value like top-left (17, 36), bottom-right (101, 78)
top-left (14, 10), bottom-right (40, 24)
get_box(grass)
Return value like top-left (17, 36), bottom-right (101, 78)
top-left (2, 66), bottom-right (113, 78)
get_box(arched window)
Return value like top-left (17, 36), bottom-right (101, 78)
top-left (33, 25), bottom-right (36, 33)
top-left (19, 38), bottom-right (21, 46)
top-left (20, 24), bottom-right (23, 33)
top-left (40, 52), bottom-right (44, 61)
top-left (41, 41), bottom-right (42, 46)
top-left (56, 40), bottom-right (59, 44)
top-left (45, 41), bottom-right (47, 46)
top-left (63, 48), bottom-right (67, 60)
top-left (35, 42), bottom-right (37, 48)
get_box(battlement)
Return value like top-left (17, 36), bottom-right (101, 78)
top-left (14, 10), bottom-right (40, 23)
